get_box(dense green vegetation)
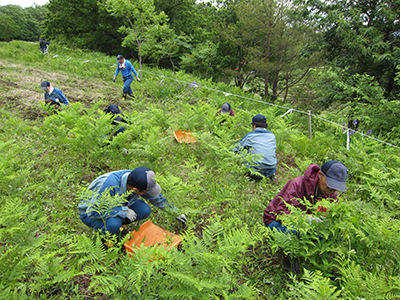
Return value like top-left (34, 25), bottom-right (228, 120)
top-left (0, 4), bottom-right (47, 42)
top-left (1, 40), bottom-right (400, 299)
top-left (2, 0), bottom-right (400, 145)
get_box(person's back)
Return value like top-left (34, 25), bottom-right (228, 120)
top-left (104, 104), bottom-right (128, 136)
top-left (233, 114), bottom-right (277, 180)
top-left (39, 38), bottom-right (50, 53)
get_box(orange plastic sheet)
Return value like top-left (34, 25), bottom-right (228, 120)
top-left (173, 129), bottom-right (197, 144)
top-left (124, 220), bottom-right (181, 258)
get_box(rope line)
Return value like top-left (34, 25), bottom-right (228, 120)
top-left (49, 53), bottom-right (399, 149)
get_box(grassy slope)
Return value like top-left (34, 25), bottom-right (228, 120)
top-left (1, 40), bottom-right (400, 299)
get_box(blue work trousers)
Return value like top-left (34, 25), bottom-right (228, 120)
top-left (80, 199), bottom-right (151, 234)
top-left (267, 220), bottom-right (298, 235)
top-left (122, 75), bottom-right (133, 94)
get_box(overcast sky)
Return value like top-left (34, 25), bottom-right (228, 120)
top-left (0, 0), bottom-right (49, 7)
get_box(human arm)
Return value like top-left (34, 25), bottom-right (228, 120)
top-left (44, 91), bottom-right (59, 104)
top-left (127, 60), bottom-right (138, 77)
top-left (53, 88), bottom-right (69, 105)
top-left (144, 193), bottom-right (177, 211)
top-left (143, 193), bottom-right (186, 223)
top-left (232, 134), bottom-right (249, 152)
top-left (114, 64), bottom-right (120, 78)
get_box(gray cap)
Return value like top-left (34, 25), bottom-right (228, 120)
top-left (321, 161), bottom-right (348, 192)
top-left (221, 103), bottom-right (231, 114)
top-left (116, 54), bottom-right (124, 61)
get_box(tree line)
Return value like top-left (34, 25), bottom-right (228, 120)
top-left (0, 4), bottom-right (47, 42)
top-left (2, 0), bottom-right (400, 144)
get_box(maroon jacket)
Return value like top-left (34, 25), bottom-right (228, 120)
top-left (263, 164), bottom-right (337, 225)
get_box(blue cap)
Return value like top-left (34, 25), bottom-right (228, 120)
top-left (40, 81), bottom-right (50, 90)
top-left (105, 104), bottom-right (123, 121)
top-left (251, 114), bottom-right (267, 124)
top-left (321, 161), bottom-right (348, 192)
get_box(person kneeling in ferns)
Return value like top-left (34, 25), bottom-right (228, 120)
top-left (40, 81), bottom-right (69, 114)
top-left (78, 167), bottom-right (187, 237)
top-left (263, 160), bottom-right (348, 232)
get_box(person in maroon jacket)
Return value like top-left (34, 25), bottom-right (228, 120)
top-left (263, 161), bottom-right (348, 232)
top-left (217, 102), bottom-right (236, 116)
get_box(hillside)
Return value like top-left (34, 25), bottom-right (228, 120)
top-left (1, 40), bottom-right (400, 299)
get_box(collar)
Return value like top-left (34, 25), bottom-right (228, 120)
top-left (120, 171), bottom-right (131, 195)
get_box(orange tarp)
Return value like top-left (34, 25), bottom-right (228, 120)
top-left (124, 220), bottom-right (181, 257)
top-left (173, 129), bottom-right (197, 143)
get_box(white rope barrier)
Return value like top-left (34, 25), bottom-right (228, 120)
top-left (48, 53), bottom-right (399, 149)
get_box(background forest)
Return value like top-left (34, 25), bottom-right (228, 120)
top-left (1, 0), bottom-right (400, 299)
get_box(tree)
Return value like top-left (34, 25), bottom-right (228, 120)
top-left (295, 0), bottom-right (400, 100)
top-left (0, 12), bottom-right (21, 42)
top-left (44, 0), bottom-right (125, 55)
top-left (141, 24), bottom-right (187, 70)
top-left (222, 0), bottom-right (320, 103)
top-left (105, 0), bottom-right (172, 76)
top-left (0, 5), bottom-right (42, 41)
top-left (180, 41), bottom-right (219, 78)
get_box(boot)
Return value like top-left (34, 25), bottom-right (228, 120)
top-left (122, 92), bottom-right (127, 101)
top-left (127, 93), bottom-right (135, 100)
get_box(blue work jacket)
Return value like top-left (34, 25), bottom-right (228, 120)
top-left (233, 128), bottom-right (277, 168)
top-left (44, 87), bottom-right (69, 105)
top-left (114, 60), bottom-right (138, 78)
top-left (78, 170), bottom-right (174, 220)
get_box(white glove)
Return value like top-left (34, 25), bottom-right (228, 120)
top-left (113, 76), bottom-right (116, 83)
top-left (125, 208), bottom-right (137, 224)
top-left (136, 76), bottom-right (141, 82)
top-left (176, 214), bottom-right (187, 224)
top-left (308, 216), bottom-right (323, 225)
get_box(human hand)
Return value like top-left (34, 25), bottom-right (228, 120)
top-left (176, 214), bottom-right (187, 224)
top-left (124, 208), bottom-right (137, 224)
top-left (308, 216), bottom-right (323, 225)
top-left (136, 76), bottom-right (140, 82)
top-left (113, 76), bottom-right (116, 83)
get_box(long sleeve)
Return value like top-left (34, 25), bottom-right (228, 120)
top-left (114, 64), bottom-right (120, 77)
top-left (141, 193), bottom-right (178, 211)
top-left (54, 89), bottom-right (69, 105)
top-left (127, 61), bottom-right (138, 77)
top-left (233, 134), bottom-right (249, 152)
top-left (46, 88), bottom-right (69, 105)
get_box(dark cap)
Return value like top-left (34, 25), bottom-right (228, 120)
top-left (321, 161), bottom-right (348, 192)
top-left (251, 114), bottom-right (267, 124)
top-left (40, 81), bottom-right (50, 90)
top-left (105, 104), bottom-right (123, 121)
top-left (127, 166), bottom-right (161, 197)
top-left (116, 54), bottom-right (124, 61)
top-left (221, 103), bottom-right (231, 114)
